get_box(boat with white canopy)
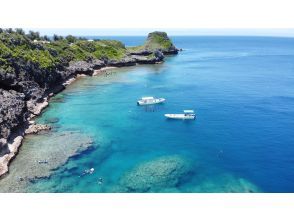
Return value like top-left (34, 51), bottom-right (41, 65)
top-left (164, 110), bottom-right (196, 120)
top-left (137, 96), bottom-right (165, 105)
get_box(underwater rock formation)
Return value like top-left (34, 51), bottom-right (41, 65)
top-left (186, 174), bottom-right (261, 193)
top-left (119, 155), bottom-right (193, 192)
top-left (0, 131), bottom-right (93, 192)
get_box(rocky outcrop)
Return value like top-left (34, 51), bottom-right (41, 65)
top-left (25, 123), bottom-right (51, 135)
top-left (0, 70), bottom-right (18, 90)
top-left (130, 31), bottom-right (179, 56)
top-left (0, 139), bottom-right (8, 156)
top-left (107, 57), bottom-right (136, 67)
top-left (161, 45), bottom-right (179, 55)
top-left (119, 155), bottom-right (192, 192)
top-left (16, 81), bottom-right (44, 101)
top-left (131, 50), bottom-right (164, 64)
top-left (27, 98), bottom-right (49, 117)
top-left (129, 50), bottom-right (153, 56)
top-left (0, 31), bottom-right (180, 177)
top-left (67, 59), bottom-right (106, 75)
top-left (131, 56), bottom-right (159, 64)
top-left (154, 50), bottom-right (165, 60)
top-left (146, 31), bottom-right (179, 54)
top-left (0, 135), bottom-right (23, 177)
top-left (0, 89), bottom-right (27, 140)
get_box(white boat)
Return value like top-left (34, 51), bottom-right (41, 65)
top-left (137, 96), bottom-right (165, 105)
top-left (164, 110), bottom-right (196, 120)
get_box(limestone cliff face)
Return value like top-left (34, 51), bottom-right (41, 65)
top-left (0, 30), bottom-right (179, 176)
top-left (0, 89), bottom-right (26, 141)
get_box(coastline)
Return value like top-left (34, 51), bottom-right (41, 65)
top-left (0, 31), bottom-right (179, 179)
top-left (0, 62), bottom-right (163, 178)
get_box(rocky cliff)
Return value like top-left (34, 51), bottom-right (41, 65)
top-left (128, 31), bottom-right (179, 55)
top-left (0, 29), bottom-right (179, 176)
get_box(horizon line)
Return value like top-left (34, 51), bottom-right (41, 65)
top-left (19, 28), bottom-right (294, 37)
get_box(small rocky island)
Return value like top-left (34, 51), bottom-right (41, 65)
top-left (0, 29), bottom-right (179, 177)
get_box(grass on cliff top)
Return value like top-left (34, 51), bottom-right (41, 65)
top-left (0, 29), bottom-right (174, 76)
top-left (145, 32), bottom-right (173, 50)
top-left (0, 30), bottom-right (128, 74)
top-left (45, 39), bottom-right (127, 62)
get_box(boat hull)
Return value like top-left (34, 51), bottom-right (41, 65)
top-left (137, 98), bottom-right (165, 106)
top-left (164, 114), bottom-right (196, 120)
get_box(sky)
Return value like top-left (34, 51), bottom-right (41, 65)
top-left (21, 28), bottom-right (294, 37)
top-left (1, 0), bottom-right (294, 36)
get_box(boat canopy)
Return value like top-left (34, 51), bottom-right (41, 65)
top-left (184, 110), bottom-right (194, 113)
top-left (142, 97), bottom-right (154, 100)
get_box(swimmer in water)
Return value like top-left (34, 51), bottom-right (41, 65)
top-left (98, 177), bottom-right (103, 185)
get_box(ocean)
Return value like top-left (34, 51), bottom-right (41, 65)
top-left (2, 36), bottom-right (294, 192)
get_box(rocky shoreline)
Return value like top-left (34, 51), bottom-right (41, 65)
top-left (0, 32), bottom-right (179, 178)
top-left (0, 131), bottom-right (94, 192)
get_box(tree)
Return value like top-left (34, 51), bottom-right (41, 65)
top-left (15, 28), bottom-right (25, 35)
top-left (43, 35), bottom-right (51, 41)
top-left (65, 35), bottom-right (77, 43)
top-left (53, 34), bottom-right (64, 41)
top-left (27, 31), bottom-right (40, 40)
top-left (6, 28), bottom-right (14, 34)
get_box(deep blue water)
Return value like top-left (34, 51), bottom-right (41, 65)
top-left (28, 36), bottom-right (294, 192)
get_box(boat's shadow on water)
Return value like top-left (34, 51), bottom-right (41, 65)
top-left (138, 104), bottom-right (164, 112)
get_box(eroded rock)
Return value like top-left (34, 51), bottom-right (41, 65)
top-left (0, 89), bottom-right (26, 140)
top-left (25, 124), bottom-right (51, 135)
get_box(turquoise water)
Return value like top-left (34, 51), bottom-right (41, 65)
top-left (26, 36), bottom-right (294, 192)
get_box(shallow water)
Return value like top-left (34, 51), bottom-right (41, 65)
top-left (2, 36), bottom-right (294, 192)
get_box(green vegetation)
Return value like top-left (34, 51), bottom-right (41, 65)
top-left (0, 28), bottom-right (128, 75)
top-left (145, 31), bottom-right (173, 50)
top-left (127, 31), bottom-right (174, 53)
top-left (0, 29), bottom-right (175, 81)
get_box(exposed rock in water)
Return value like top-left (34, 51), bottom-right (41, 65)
top-left (27, 98), bottom-right (49, 116)
top-left (118, 155), bottom-right (193, 192)
top-left (0, 131), bottom-right (93, 192)
top-left (66, 59), bottom-right (107, 76)
top-left (145, 31), bottom-right (179, 54)
top-left (154, 50), bottom-right (165, 60)
top-left (130, 31), bottom-right (179, 55)
top-left (25, 124), bottom-right (51, 135)
top-left (0, 135), bottom-right (24, 176)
